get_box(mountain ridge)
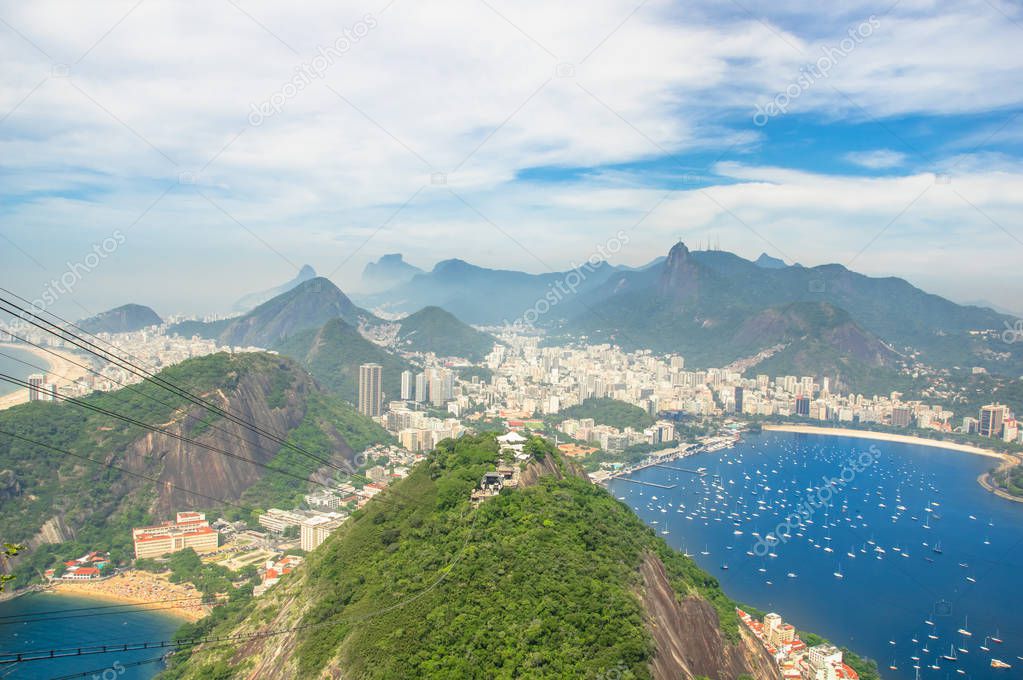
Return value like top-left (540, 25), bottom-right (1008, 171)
top-left (78, 304), bottom-right (162, 334)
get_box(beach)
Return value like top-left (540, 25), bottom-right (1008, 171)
top-left (48, 570), bottom-right (209, 622)
top-left (762, 423), bottom-right (1008, 459)
top-left (0, 342), bottom-right (91, 411)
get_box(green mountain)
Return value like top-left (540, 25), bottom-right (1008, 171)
top-left (160, 434), bottom-right (798, 680)
top-left (274, 318), bottom-right (414, 403)
top-left (567, 242), bottom-right (1019, 377)
top-left (78, 304), bottom-right (162, 334)
top-left (0, 352), bottom-right (389, 588)
top-left (170, 278), bottom-right (378, 348)
top-left (232, 264), bottom-right (318, 313)
top-left (553, 397), bottom-right (655, 430)
top-left (394, 306), bottom-right (498, 361)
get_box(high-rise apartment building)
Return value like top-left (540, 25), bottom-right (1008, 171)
top-left (358, 363), bottom-right (383, 417)
top-left (400, 370), bottom-right (414, 400)
top-left (979, 403), bottom-right (1007, 438)
top-left (27, 373), bottom-right (46, 401)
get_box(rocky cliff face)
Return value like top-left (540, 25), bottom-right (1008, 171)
top-left (122, 363), bottom-right (317, 513)
top-left (639, 553), bottom-right (781, 680)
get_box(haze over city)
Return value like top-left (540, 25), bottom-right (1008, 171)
top-left (2, 0), bottom-right (1023, 315)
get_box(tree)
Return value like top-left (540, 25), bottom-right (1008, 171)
top-left (0, 543), bottom-right (25, 592)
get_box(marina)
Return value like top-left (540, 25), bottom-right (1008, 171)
top-left (610, 430), bottom-right (1023, 680)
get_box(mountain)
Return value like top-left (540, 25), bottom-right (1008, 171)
top-left (170, 278), bottom-right (378, 348)
top-left (566, 241), bottom-right (1020, 381)
top-left (393, 306), bottom-right (498, 361)
top-left (232, 264), bottom-right (317, 313)
top-left (274, 318), bottom-right (414, 402)
top-left (754, 252), bottom-right (787, 269)
top-left (159, 434), bottom-right (804, 680)
top-left (354, 258), bottom-right (623, 323)
top-left (0, 352), bottom-right (390, 588)
top-left (78, 304), bottom-right (162, 334)
top-left (731, 302), bottom-right (902, 393)
top-left (360, 254), bottom-right (423, 293)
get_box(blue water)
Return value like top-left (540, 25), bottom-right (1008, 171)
top-left (0, 592), bottom-right (185, 679)
top-left (0, 347), bottom-right (44, 398)
top-left (610, 431), bottom-right (1023, 680)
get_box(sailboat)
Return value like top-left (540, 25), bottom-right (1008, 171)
top-left (957, 617), bottom-right (972, 637)
top-left (932, 539), bottom-right (943, 554)
top-left (992, 629), bottom-right (1004, 644)
top-left (833, 563), bottom-right (844, 579)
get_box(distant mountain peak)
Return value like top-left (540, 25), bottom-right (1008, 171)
top-left (667, 240), bottom-right (690, 261)
top-left (754, 252), bottom-right (786, 269)
top-left (432, 258), bottom-right (474, 274)
top-left (658, 241), bottom-right (702, 298)
top-left (361, 253), bottom-right (424, 293)
top-left (231, 264), bottom-right (317, 313)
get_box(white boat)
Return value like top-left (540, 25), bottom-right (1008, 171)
top-left (958, 617), bottom-right (972, 637)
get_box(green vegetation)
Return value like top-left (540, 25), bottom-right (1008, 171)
top-left (274, 318), bottom-right (414, 402)
top-left (0, 351), bottom-right (387, 589)
top-left (164, 434), bottom-right (751, 679)
top-left (991, 461), bottom-right (1023, 498)
top-left (551, 397), bottom-right (655, 431)
top-left (455, 365), bottom-right (494, 382)
top-left (395, 306), bottom-right (498, 361)
top-left (0, 353), bottom-right (263, 585)
top-left (227, 391), bottom-right (392, 521)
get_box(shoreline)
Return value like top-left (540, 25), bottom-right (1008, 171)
top-left (0, 342), bottom-right (91, 411)
top-left (978, 455), bottom-right (1023, 504)
top-left (43, 571), bottom-right (208, 622)
top-left (762, 424), bottom-right (1008, 460)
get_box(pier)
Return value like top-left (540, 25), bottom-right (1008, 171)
top-left (653, 464), bottom-right (706, 475)
top-left (614, 478), bottom-right (677, 489)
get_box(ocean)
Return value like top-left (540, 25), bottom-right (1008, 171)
top-left (609, 430), bottom-right (1023, 680)
top-left (0, 347), bottom-right (44, 398)
top-left (0, 592), bottom-right (185, 679)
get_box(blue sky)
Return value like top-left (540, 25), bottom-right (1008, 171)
top-left (1, 0), bottom-right (1022, 317)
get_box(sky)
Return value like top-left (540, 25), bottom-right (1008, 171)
top-left (1, 0), bottom-right (1022, 318)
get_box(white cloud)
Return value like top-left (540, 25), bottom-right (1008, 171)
top-left (0, 0), bottom-right (1021, 314)
top-left (844, 149), bottom-right (906, 169)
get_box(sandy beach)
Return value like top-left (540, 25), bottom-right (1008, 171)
top-left (0, 342), bottom-right (91, 411)
top-left (48, 571), bottom-right (209, 622)
top-left (762, 424), bottom-right (1008, 460)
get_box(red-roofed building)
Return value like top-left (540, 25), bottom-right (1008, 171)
top-left (63, 566), bottom-right (100, 580)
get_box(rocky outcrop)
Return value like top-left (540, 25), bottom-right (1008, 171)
top-left (517, 452), bottom-right (588, 487)
top-left (0, 469), bottom-right (20, 501)
top-left (639, 552), bottom-right (781, 680)
top-left (30, 516), bottom-right (76, 548)
top-left (119, 360), bottom-right (348, 514)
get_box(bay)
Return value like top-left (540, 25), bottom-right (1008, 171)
top-left (0, 592), bottom-right (185, 679)
top-left (610, 430), bottom-right (1023, 680)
